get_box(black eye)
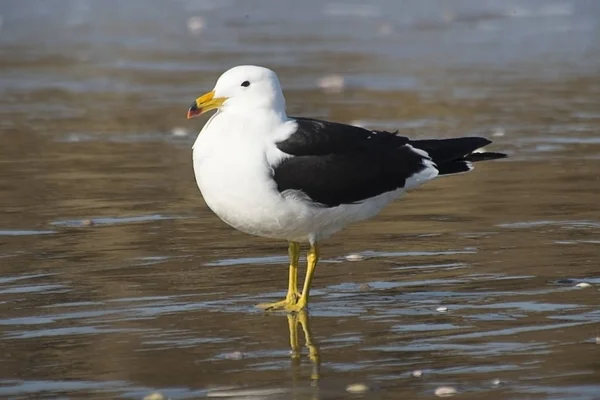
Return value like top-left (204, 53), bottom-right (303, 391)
top-left (241, 80), bottom-right (250, 87)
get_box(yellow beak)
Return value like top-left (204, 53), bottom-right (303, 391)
top-left (187, 90), bottom-right (226, 119)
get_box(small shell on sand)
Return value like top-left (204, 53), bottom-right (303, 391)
top-left (358, 283), bottom-right (372, 292)
top-left (575, 282), bottom-right (591, 288)
top-left (436, 306), bottom-right (448, 313)
top-left (412, 370), bottom-right (423, 377)
top-left (317, 74), bottom-right (345, 93)
top-left (345, 253), bottom-right (365, 262)
top-left (492, 128), bottom-right (505, 137)
top-left (435, 386), bottom-right (458, 397)
top-left (346, 383), bottom-right (369, 393)
top-left (81, 219), bottom-right (94, 227)
top-left (223, 351), bottom-right (244, 360)
top-left (171, 127), bottom-right (189, 137)
top-left (143, 393), bottom-right (168, 400)
top-left (187, 16), bottom-right (205, 35)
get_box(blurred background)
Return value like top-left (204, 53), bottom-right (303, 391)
top-left (1, 1), bottom-right (600, 399)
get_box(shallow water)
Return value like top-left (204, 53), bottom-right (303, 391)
top-left (1, 0), bottom-right (600, 399)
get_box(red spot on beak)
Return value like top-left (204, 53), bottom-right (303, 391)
top-left (187, 102), bottom-right (201, 119)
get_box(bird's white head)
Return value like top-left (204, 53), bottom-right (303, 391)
top-left (187, 65), bottom-right (286, 119)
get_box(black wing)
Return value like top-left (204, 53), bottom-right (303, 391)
top-left (276, 117), bottom-right (409, 155)
top-left (273, 118), bottom-right (429, 207)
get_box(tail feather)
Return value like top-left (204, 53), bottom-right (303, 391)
top-left (409, 137), bottom-right (506, 176)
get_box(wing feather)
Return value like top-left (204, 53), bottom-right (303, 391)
top-left (273, 118), bottom-right (432, 207)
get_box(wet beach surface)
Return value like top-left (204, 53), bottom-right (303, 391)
top-left (1, 0), bottom-right (600, 398)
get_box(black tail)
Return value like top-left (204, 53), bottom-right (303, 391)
top-left (409, 137), bottom-right (506, 175)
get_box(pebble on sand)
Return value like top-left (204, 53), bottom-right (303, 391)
top-left (595, 336), bottom-right (600, 344)
top-left (491, 378), bottom-right (502, 386)
top-left (436, 306), bottom-right (448, 313)
top-left (434, 386), bottom-right (458, 397)
top-left (575, 282), bottom-right (592, 288)
top-left (317, 74), bottom-right (345, 93)
top-left (358, 283), bottom-right (372, 292)
top-left (81, 219), bottom-right (94, 227)
top-left (171, 126), bottom-right (190, 137)
top-left (345, 253), bottom-right (365, 262)
top-left (492, 128), bottom-right (505, 137)
top-left (223, 351), bottom-right (244, 360)
top-left (187, 16), bottom-right (205, 35)
top-left (143, 393), bottom-right (168, 400)
top-left (412, 370), bottom-right (423, 377)
top-left (346, 383), bottom-right (369, 393)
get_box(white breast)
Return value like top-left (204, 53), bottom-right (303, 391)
top-left (192, 112), bottom-right (298, 239)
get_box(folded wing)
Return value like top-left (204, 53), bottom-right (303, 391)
top-left (273, 118), bottom-right (505, 208)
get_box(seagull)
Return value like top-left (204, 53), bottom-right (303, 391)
top-left (186, 65), bottom-right (506, 312)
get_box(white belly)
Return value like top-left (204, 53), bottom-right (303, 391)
top-left (195, 150), bottom-right (273, 235)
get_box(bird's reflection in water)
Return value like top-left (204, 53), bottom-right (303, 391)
top-left (287, 311), bottom-right (320, 382)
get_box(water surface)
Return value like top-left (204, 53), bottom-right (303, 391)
top-left (1, 1), bottom-right (600, 399)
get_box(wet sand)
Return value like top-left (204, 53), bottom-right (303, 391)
top-left (1, 1), bottom-right (600, 398)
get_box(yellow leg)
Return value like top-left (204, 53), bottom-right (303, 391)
top-left (286, 242), bottom-right (301, 302)
top-left (283, 243), bottom-right (320, 313)
top-left (257, 242), bottom-right (300, 310)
